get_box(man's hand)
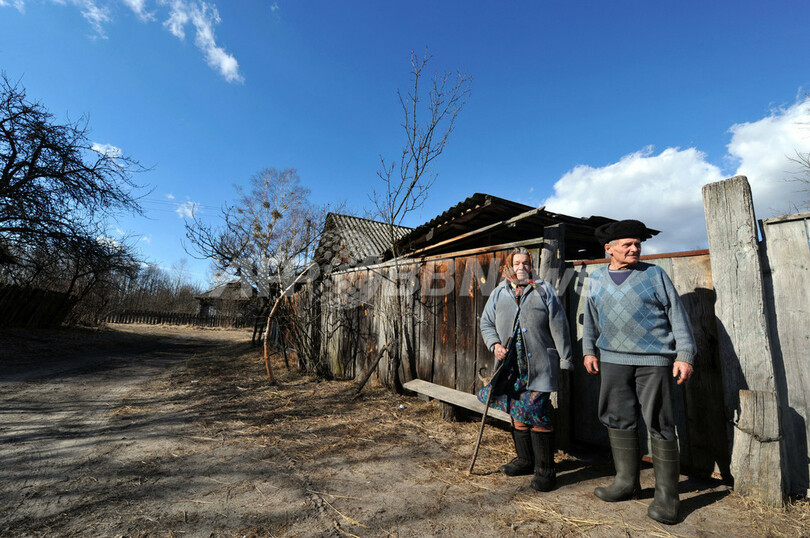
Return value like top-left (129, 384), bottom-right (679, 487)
top-left (584, 355), bottom-right (599, 374)
top-left (493, 343), bottom-right (508, 361)
top-left (673, 361), bottom-right (693, 385)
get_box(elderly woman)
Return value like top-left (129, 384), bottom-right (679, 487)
top-left (478, 247), bottom-right (573, 491)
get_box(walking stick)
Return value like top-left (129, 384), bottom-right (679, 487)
top-left (468, 337), bottom-right (512, 475)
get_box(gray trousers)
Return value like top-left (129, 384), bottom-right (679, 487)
top-left (598, 362), bottom-right (676, 441)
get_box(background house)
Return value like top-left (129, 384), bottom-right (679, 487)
top-left (197, 280), bottom-right (261, 318)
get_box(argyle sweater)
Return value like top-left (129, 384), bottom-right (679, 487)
top-left (582, 262), bottom-right (696, 366)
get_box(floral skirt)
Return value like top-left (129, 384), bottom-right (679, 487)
top-left (476, 352), bottom-right (553, 429)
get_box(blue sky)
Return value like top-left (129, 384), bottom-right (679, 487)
top-left (2, 1), bottom-right (809, 285)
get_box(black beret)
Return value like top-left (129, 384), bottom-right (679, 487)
top-left (594, 219), bottom-right (659, 245)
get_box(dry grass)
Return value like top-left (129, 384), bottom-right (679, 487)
top-left (3, 324), bottom-right (809, 537)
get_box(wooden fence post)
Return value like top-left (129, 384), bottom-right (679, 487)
top-left (538, 224), bottom-right (571, 452)
top-left (702, 175), bottom-right (786, 505)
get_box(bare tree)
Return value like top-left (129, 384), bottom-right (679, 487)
top-left (183, 168), bottom-right (328, 299)
top-left (787, 151), bottom-right (810, 210)
top-left (367, 49), bottom-right (472, 393)
top-left (0, 73), bottom-right (144, 263)
top-left (0, 73), bottom-right (146, 327)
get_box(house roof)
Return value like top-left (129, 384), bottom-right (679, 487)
top-left (314, 213), bottom-right (412, 268)
top-left (390, 193), bottom-right (622, 260)
top-left (196, 281), bottom-right (256, 301)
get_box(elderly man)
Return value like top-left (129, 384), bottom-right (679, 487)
top-left (583, 219), bottom-right (696, 525)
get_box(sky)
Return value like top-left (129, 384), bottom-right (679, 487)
top-left (2, 1), bottom-right (810, 286)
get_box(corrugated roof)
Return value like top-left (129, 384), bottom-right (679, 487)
top-left (315, 213), bottom-right (412, 268)
top-left (391, 193), bottom-right (621, 260)
top-left (196, 281), bottom-right (256, 301)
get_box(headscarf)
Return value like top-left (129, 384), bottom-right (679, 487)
top-left (503, 248), bottom-right (535, 299)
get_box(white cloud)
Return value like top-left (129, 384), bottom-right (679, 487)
top-left (2, 0), bottom-right (241, 83)
top-left (91, 142), bottom-right (123, 157)
top-left (727, 99), bottom-right (810, 216)
top-left (0, 0), bottom-right (25, 12)
top-left (166, 193), bottom-right (175, 200)
top-left (544, 146), bottom-right (723, 253)
top-left (122, 0), bottom-right (153, 21)
top-left (163, 0), bottom-right (189, 38)
top-left (77, 0), bottom-right (112, 39)
top-left (96, 235), bottom-right (122, 249)
top-left (163, 0), bottom-right (243, 83)
top-left (139, 235), bottom-right (152, 244)
top-left (544, 97), bottom-right (810, 254)
top-left (175, 200), bottom-right (199, 218)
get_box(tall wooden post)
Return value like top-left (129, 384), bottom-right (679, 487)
top-left (702, 175), bottom-right (785, 506)
top-left (538, 224), bottom-right (571, 451)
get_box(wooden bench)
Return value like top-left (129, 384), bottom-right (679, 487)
top-left (402, 379), bottom-right (511, 423)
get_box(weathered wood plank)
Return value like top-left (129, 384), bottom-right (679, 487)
top-left (474, 252), bottom-right (499, 394)
top-left (539, 224), bottom-right (565, 294)
top-left (455, 257), bottom-right (477, 393)
top-left (762, 216), bottom-right (810, 495)
top-left (538, 224), bottom-right (571, 450)
top-left (417, 261), bottom-right (436, 382)
top-left (702, 176), bottom-right (777, 398)
top-left (569, 261), bottom-right (608, 447)
top-left (670, 254), bottom-right (730, 478)
top-left (360, 269), bottom-right (376, 381)
top-left (703, 175), bottom-right (784, 504)
top-left (730, 390), bottom-right (785, 506)
top-left (433, 259), bottom-right (457, 389)
top-left (403, 379), bottom-right (511, 423)
top-left (659, 257), bottom-right (690, 468)
top-left (399, 261), bottom-right (420, 384)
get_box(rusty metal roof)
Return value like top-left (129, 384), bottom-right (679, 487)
top-left (315, 213), bottom-right (412, 268)
top-left (391, 193), bottom-right (619, 260)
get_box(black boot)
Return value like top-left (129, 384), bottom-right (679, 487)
top-left (529, 430), bottom-right (556, 492)
top-left (647, 437), bottom-right (680, 525)
top-left (500, 428), bottom-right (534, 476)
top-left (594, 428), bottom-right (641, 502)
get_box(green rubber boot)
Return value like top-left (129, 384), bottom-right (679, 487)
top-left (647, 437), bottom-right (681, 525)
top-left (594, 428), bottom-right (641, 502)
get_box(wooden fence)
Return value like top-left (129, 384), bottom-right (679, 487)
top-left (105, 310), bottom-right (251, 328)
top-left (308, 241), bottom-right (727, 476)
top-left (703, 176), bottom-right (809, 501)
top-left (761, 211), bottom-right (810, 497)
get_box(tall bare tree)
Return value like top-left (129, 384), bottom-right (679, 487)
top-left (0, 73), bottom-right (145, 326)
top-left (368, 50), bottom-right (472, 393)
top-left (184, 168), bottom-right (327, 297)
top-left (0, 73), bottom-right (143, 264)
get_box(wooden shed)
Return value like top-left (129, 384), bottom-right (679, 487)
top-left (301, 192), bottom-right (733, 480)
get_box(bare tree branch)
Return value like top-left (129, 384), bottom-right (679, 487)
top-left (366, 49), bottom-right (472, 394)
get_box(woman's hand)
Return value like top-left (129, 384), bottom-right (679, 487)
top-left (493, 343), bottom-right (508, 361)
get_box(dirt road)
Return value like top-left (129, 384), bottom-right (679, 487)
top-left (0, 325), bottom-right (806, 537)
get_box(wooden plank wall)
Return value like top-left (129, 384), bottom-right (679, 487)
top-left (567, 253), bottom-right (728, 475)
top-left (762, 213), bottom-right (810, 496)
top-left (316, 247), bottom-right (728, 475)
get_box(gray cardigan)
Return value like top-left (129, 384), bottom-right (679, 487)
top-left (480, 278), bottom-right (573, 393)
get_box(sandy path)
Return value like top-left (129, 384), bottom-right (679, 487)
top-left (0, 325), bottom-right (807, 537)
